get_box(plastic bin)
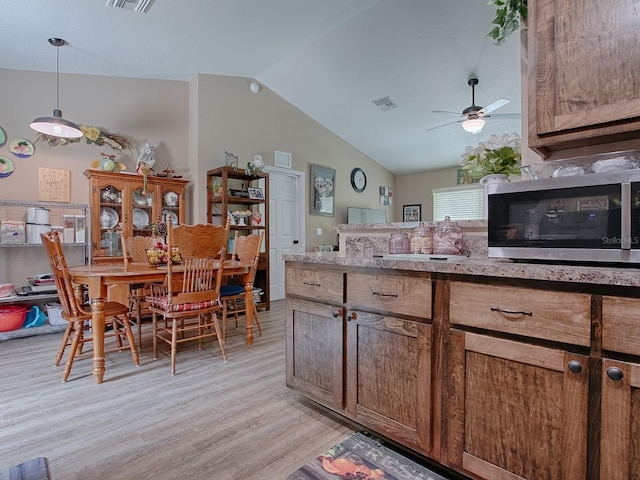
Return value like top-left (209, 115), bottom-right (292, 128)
top-left (0, 305), bottom-right (29, 331)
top-left (46, 302), bottom-right (66, 325)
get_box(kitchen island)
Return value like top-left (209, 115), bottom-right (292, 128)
top-left (284, 251), bottom-right (640, 480)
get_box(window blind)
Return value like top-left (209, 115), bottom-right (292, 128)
top-left (432, 184), bottom-right (483, 221)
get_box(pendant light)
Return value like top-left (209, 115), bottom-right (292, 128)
top-left (30, 38), bottom-right (83, 139)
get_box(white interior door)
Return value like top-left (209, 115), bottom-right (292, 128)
top-left (267, 167), bottom-right (305, 301)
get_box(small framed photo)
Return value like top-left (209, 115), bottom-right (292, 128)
top-left (403, 204), bottom-right (422, 222)
top-left (248, 187), bottom-right (264, 199)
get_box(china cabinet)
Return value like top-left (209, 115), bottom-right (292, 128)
top-left (528, 0), bottom-right (640, 158)
top-left (207, 166), bottom-right (269, 310)
top-left (84, 170), bottom-right (188, 261)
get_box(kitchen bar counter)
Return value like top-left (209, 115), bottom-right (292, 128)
top-left (283, 251), bottom-right (640, 288)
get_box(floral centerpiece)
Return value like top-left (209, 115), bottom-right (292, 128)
top-left (458, 133), bottom-right (522, 181)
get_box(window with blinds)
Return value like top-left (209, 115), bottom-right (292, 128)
top-left (432, 184), bottom-right (483, 221)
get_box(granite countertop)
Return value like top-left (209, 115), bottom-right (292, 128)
top-left (283, 252), bottom-right (640, 288)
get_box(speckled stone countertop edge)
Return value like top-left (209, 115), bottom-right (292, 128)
top-left (283, 252), bottom-right (640, 288)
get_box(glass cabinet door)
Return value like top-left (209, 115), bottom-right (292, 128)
top-left (160, 189), bottom-right (180, 225)
top-left (131, 187), bottom-right (153, 236)
top-left (98, 184), bottom-right (123, 256)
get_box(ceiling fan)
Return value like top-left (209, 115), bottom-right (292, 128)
top-left (426, 77), bottom-right (519, 134)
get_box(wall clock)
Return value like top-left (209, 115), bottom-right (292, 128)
top-left (350, 167), bottom-right (367, 193)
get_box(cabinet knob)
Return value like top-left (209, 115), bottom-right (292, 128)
top-left (606, 367), bottom-right (624, 382)
top-left (347, 311), bottom-right (357, 321)
top-left (567, 360), bottom-right (583, 374)
top-left (331, 310), bottom-right (341, 319)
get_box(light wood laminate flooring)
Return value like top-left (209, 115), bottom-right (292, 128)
top-left (0, 300), bottom-right (356, 479)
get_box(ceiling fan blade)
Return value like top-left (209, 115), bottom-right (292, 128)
top-left (486, 113), bottom-right (521, 119)
top-left (479, 98), bottom-right (510, 115)
top-left (432, 110), bottom-right (463, 117)
top-left (425, 119), bottom-right (463, 133)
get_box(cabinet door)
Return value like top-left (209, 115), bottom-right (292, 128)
top-left (92, 178), bottom-right (127, 256)
top-left (601, 359), bottom-right (640, 480)
top-left (345, 310), bottom-right (432, 455)
top-left (448, 330), bottom-right (588, 480)
top-left (529, 0), bottom-right (640, 155)
top-left (286, 297), bottom-right (344, 410)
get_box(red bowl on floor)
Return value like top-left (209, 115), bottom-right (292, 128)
top-left (0, 305), bottom-right (29, 331)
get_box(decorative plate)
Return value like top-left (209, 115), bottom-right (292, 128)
top-left (163, 191), bottom-right (179, 207)
top-left (162, 209), bottom-right (178, 225)
top-left (9, 138), bottom-right (34, 158)
top-left (0, 127), bottom-right (6, 147)
top-left (100, 207), bottom-right (119, 229)
top-left (132, 208), bottom-right (150, 228)
top-left (0, 156), bottom-right (15, 178)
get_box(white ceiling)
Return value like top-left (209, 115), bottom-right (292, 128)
top-left (2, 0), bottom-right (522, 175)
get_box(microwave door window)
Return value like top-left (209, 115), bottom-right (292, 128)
top-left (488, 184), bottom-right (622, 249)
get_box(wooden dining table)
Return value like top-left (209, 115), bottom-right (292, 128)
top-left (68, 260), bottom-right (254, 384)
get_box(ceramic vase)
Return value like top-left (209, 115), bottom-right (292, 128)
top-left (480, 174), bottom-right (510, 219)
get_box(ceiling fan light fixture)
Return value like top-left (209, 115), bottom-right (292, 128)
top-left (30, 38), bottom-right (83, 139)
top-left (462, 118), bottom-right (485, 134)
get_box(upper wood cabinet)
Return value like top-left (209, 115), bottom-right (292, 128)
top-left (528, 0), bottom-right (640, 158)
top-left (84, 170), bottom-right (189, 260)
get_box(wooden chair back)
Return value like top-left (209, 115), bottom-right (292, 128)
top-left (162, 221), bottom-right (229, 303)
top-left (170, 220), bottom-right (230, 259)
top-left (230, 231), bottom-right (264, 284)
top-left (40, 231), bottom-right (89, 320)
top-left (121, 234), bottom-right (157, 265)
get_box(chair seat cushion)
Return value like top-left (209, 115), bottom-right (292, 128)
top-left (146, 295), bottom-right (218, 312)
top-left (221, 284), bottom-right (245, 296)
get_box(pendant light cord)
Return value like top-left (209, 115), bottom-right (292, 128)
top-left (55, 44), bottom-right (60, 110)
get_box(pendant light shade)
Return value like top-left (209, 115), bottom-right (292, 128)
top-left (30, 38), bottom-right (83, 139)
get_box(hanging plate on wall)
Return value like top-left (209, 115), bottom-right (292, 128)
top-left (0, 156), bottom-right (15, 178)
top-left (9, 138), bottom-right (34, 158)
top-left (0, 127), bottom-right (6, 147)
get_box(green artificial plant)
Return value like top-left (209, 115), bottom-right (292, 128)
top-left (487, 0), bottom-right (528, 45)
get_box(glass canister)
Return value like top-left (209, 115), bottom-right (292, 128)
top-left (389, 229), bottom-right (410, 254)
top-left (433, 216), bottom-right (463, 255)
top-left (410, 222), bottom-right (433, 254)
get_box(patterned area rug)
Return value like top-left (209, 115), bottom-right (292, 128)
top-left (287, 432), bottom-right (453, 480)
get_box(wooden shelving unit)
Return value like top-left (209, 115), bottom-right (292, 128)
top-left (206, 166), bottom-right (270, 310)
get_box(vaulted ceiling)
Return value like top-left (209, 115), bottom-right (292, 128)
top-left (2, 0), bottom-right (522, 175)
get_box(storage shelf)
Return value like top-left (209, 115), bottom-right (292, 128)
top-left (0, 323), bottom-right (67, 342)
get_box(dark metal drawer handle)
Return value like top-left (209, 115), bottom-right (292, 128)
top-left (372, 291), bottom-right (398, 298)
top-left (607, 367), bottom-right (624, 382)
top-left (303, 281), bottom-right (321, 287)
top-left (490, 306), bottom-right (532, 316)
top-left (568, 360), bottom-right (583, 374)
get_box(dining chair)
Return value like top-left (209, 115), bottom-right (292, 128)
top-left (41, 231), bottom-right (139, 382)
top-left (221, 230), bottom-right (264, 343)
top-left (147, 222), bottom-right (229, 375)
top-left (120, 233), bottom-right (160, 349)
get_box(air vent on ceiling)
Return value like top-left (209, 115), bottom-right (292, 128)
top-left (372, 96), bottom-right (397, 111)
top-left (106, 0), bottom-right (154, 13)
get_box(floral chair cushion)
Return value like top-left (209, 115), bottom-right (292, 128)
top-left (146, 294), bottom-right (220, 313)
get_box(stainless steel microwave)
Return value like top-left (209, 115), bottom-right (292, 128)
top-left (487, 169), bottom-right (640, 264)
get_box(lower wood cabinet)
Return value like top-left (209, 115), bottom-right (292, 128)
top-left (345, 310), bottom-right (432, 455)
top-left (447, 330), bottom-right (589, 480)
top-left (600, 358), bottom-right (640, 480)
top-left (285, 297), bottom-right (344, 410)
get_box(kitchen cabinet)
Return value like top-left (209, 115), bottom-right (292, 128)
top-left (286, 264), bottom-right (433, 455)
top-left (601, 296), bottom-right (640, 480)
top-left (528, 0), bottom-right (640, 158)
top-left (207, 166), bottom-right (269, 310)
top-left (84, 170), bottom-right (188, 261)
top-left (447, 281), bottom-right (591, 479)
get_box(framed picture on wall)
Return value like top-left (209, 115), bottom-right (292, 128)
top-left (310, 164), bottom-right (335, 216)
top-left (403, 204), bottom-right (421, 222)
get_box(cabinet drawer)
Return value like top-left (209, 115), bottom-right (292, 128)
top-left (449, 282), bottom-right (591, 346)
top-left (347, 272), bottom-right (431, 319)
top-left (602, 296), bottom-right (640, 356)
top-left (286, 266), bottom-right (343, 304)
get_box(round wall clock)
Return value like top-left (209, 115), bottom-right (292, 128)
top-left (350, 167), bottom-right (367, 193)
